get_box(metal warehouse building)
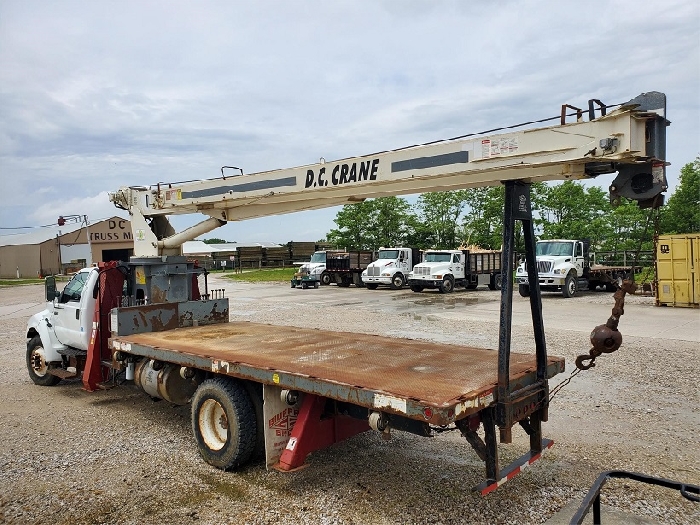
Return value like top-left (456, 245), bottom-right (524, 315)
top-left (0, 217), bottom-right (134, 278)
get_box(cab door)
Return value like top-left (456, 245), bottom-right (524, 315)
top-left (452, 253), bottom-right (465, 278)
top-left (399, 249), bottom-right (410, 273)
top-left (574, 242), bottom-right (585, 275)
top-left (53, 270), bottom-right (94, 349)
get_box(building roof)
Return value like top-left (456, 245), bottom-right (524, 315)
top-left (182, 240), bottom-right (219, 255)
top-left (0, 222), bottom-right (83, 247)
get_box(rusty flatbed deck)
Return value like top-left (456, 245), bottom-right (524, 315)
top-left (111, 322), bottom-right (564, 425)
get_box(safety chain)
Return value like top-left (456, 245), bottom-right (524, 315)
top-left (548, 367), bottom-right (582, 403)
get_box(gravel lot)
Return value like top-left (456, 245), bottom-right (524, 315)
top-left (0, 279), bottom-right (698, 525)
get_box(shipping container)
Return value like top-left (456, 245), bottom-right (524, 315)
top-left (655, 233), bottom-right (700, 308)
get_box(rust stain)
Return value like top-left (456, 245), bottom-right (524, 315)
top-left (119, 322), bottom-right (565, 408)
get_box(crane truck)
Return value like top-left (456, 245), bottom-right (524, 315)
top-left (25, 91), bottom-right (668, 494)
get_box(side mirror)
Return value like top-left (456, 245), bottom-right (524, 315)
top-left (45, 276), bottom-right (58, 301)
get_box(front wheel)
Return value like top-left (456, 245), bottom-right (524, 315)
top-left (390, 273), bottom-right (404, 290)
top-left (562, 273), bottom-right (577, 298)
top-left (518, 284), bottom-right (530, 297)
top-left (320, 272), bottom-right (331, 286)
top-left (439, 276), bottom-right (454, 294)
top-left (191, 377), bottom-right (257, 470)
top-left (26, 335), bottom-right (61, 386)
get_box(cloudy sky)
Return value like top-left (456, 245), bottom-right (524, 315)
top-left (1, 0), bottom-right (698, 244)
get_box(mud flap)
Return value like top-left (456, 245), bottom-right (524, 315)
top-left (262, 384), bottom-right (302, 469)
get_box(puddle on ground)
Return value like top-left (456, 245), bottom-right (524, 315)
top-left (390, 295), bottom-right (483, 310)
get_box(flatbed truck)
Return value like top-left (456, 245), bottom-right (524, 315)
top-left (27, 92), bottom-right (669, 493)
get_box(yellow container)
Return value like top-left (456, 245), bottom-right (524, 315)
top-left (656, 233), bottom-right (700, 307)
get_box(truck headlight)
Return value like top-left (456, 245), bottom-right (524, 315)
top-left (381, 272), bottom-right (391, 277)
top-left (517, 264), bottom-right (524, 273)
top-left (434, 274), bottom-right (442, 280)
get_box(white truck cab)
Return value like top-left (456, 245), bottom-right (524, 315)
top-left (407, 250), bottom-right (466, 294)
top-left (361, 247), bottom-right (419, 290)
top-left (297, 251), bottom-right (329, 285)
top-left (26, 267), bottom-right (99, 385)
top-left (516, 239), bottom-right (586, 298)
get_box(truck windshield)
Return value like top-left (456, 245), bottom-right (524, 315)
top-left (309, 252), bottom-right (326, 263)
top-left (423, 253), bottom-right (451, 263)
top-left (61, 271), bottom-right (89, 303)
top-left (377, 250), bottom-right (399, 259)
top-left (536, 242), bottom-right (574, 257)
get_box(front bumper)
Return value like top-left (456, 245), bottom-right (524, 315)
top-left (362, 276), bottom-right (392, 285)
top-left (407, 278), bottom-right (441, 288)
top-left (516, 275), bottom-right (565, 286)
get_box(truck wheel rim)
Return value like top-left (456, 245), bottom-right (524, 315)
top-left (199, 399), bottom-right (228, 451)
top-left (31, 348), bottom-right (48, 377)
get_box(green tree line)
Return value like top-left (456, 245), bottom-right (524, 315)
top-left (326, 158), bottom-right (700, 253)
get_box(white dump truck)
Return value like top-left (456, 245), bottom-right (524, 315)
top-left (407, 249), bottom-right (502, 293)
top-left (361, 247), bottom-right (421, 290)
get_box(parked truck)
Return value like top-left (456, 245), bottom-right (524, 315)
top-left (290, 250), bottom-right (336, 287)
top-left (26, 92), bottom-right (669, 493)
top-left (515, 239), bottom-right (642, 298)
top-left (407, 249), bottom-right (502, 293)
top-left (361, 247), bottom-right (421, 290)
top-left (322, 250), bottom-right (374, 287)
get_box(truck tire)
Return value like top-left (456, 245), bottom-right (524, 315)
top-left (365, 283), bottom-right (379, 290)
top-left (518, 284), bottom-right (530, 297)
top-left (488, 273), bottom-right (503, 291)
top-left (439, 276), bottom-right (454, 294)
top-left (562, 272), bottom-right (577, 298)
top-left (390, 273), bottom-right (404, 290)
top-left (410, 285), bottom-right (424, 293)
top-left (26, 335), bottom-right (61, 386)
top-left (320, 272), bottom-right (331, 286)
top-left (191, 377), bottom-right (257, 470)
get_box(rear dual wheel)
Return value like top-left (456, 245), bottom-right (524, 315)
top-left (191, 377), bottom-right (257, 470)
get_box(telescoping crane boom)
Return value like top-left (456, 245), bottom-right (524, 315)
top-left (110, 92), bottom-right (667, 257)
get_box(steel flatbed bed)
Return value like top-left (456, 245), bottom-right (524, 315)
top-left (110, 321), bottom-right (564, 426)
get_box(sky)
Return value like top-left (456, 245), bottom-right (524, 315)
top-left (1, 0), bottom-right (698, 245)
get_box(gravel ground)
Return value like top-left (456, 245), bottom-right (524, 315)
top-left (0, 280), bottom-right (698, 525)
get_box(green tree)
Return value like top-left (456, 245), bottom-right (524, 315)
top-left (661, 158), bottom-right (700, 234)
top-left (368, 197), bottom-right (414, 248)
top-left (538, 181), bottom-right (610, 247)
top-left (600, 198), bottom-right (653, 254)
top-left (459, 183), bottom-right (548, 252)
top-left (416, 190), bottom-right (467, 248)
top-left (326, 197), bottom-right (413, 249)
top-left (203, 238), bottom-right (228, 244)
